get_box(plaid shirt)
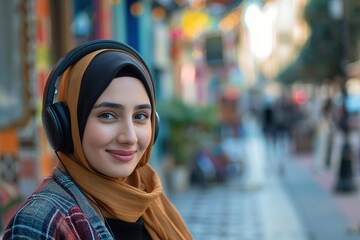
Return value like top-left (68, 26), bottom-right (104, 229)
top-left (3, 168), bottom-right (113, 240)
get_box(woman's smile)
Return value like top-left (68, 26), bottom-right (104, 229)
top-left (106, 149), bottom-right (136, 162)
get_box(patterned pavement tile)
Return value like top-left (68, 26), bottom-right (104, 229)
top-left (170, 184), bottom-right (265, 240)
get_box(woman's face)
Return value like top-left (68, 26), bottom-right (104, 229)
top-left (82, 76), bottom-right (152, 178)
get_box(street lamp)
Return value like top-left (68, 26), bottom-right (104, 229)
top-left (329, 0), bottom-right (356, 193)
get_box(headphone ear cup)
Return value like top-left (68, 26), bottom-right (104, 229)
top-left (154, 112), bottom-right (160, 143)
top-left (42, 102), bottom-right (73, 153)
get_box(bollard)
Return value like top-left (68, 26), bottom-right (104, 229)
top-left (334, 141), bottom-right (356, 192)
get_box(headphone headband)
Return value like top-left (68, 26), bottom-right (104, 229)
top-left (42, 39), bottom-right (151, 108)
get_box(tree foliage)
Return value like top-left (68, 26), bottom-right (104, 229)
top-left (277, 0), bottom-right (360, 85)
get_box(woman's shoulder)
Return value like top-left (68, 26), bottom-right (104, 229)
top-left (3, 170), bottom-right (106, 239)
top-left (28, 169), bottom-right (79, 211)
top-left (3, 200), bottom-right (100, 239)
top-left (4, 173), bottom-right (79, 227)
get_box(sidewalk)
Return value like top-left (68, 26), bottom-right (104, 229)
top-left (169, 117), bottom-right (308, 240)
top-left (300, 153), bottom-right (360, 228)
top-left (169, 116), bottom-right (360, 240)
top-left (169, 167), bottom-right (308, 240)
top-left (284, 152), bottom-right (360, 239)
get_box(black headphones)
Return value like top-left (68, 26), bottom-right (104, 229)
top-left (42, 39), bottom-right (160, 153)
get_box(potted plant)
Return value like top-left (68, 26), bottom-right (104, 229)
top-left (158, 98), bottom-right (218, 192)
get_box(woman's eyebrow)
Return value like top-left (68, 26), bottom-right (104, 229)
top-left (135, 104), bottom-right (152, 110)
top-left (93, 102), bottom-right (124, 109)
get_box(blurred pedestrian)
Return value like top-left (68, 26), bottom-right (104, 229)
top-left (262, 102), bottom-right (276, 143)
top-left (314, 98), bottom-right (336, 171)
top-left (3, 40), bottom-right (191, 239)
top-left (262, 97), bottom-right (292, 175)
top-left (272, 96), bottom-right (294, 174)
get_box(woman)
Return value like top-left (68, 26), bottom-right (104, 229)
top-left (4, 40), bottom-right (192, 239)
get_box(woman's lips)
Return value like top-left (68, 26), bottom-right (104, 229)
top-left (107, 150), bottom-right (135, 162)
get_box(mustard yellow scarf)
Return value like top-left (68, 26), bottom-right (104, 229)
top-left (56, 49), bottom-right (192, 239)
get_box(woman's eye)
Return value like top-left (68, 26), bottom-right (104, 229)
top-left (99, 112), bottom-right (117, 120)
top-left (134, 113), bottom-right (149, 121)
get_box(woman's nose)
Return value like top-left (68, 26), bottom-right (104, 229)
top-left (117, 119), bottom-right (137, 144)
